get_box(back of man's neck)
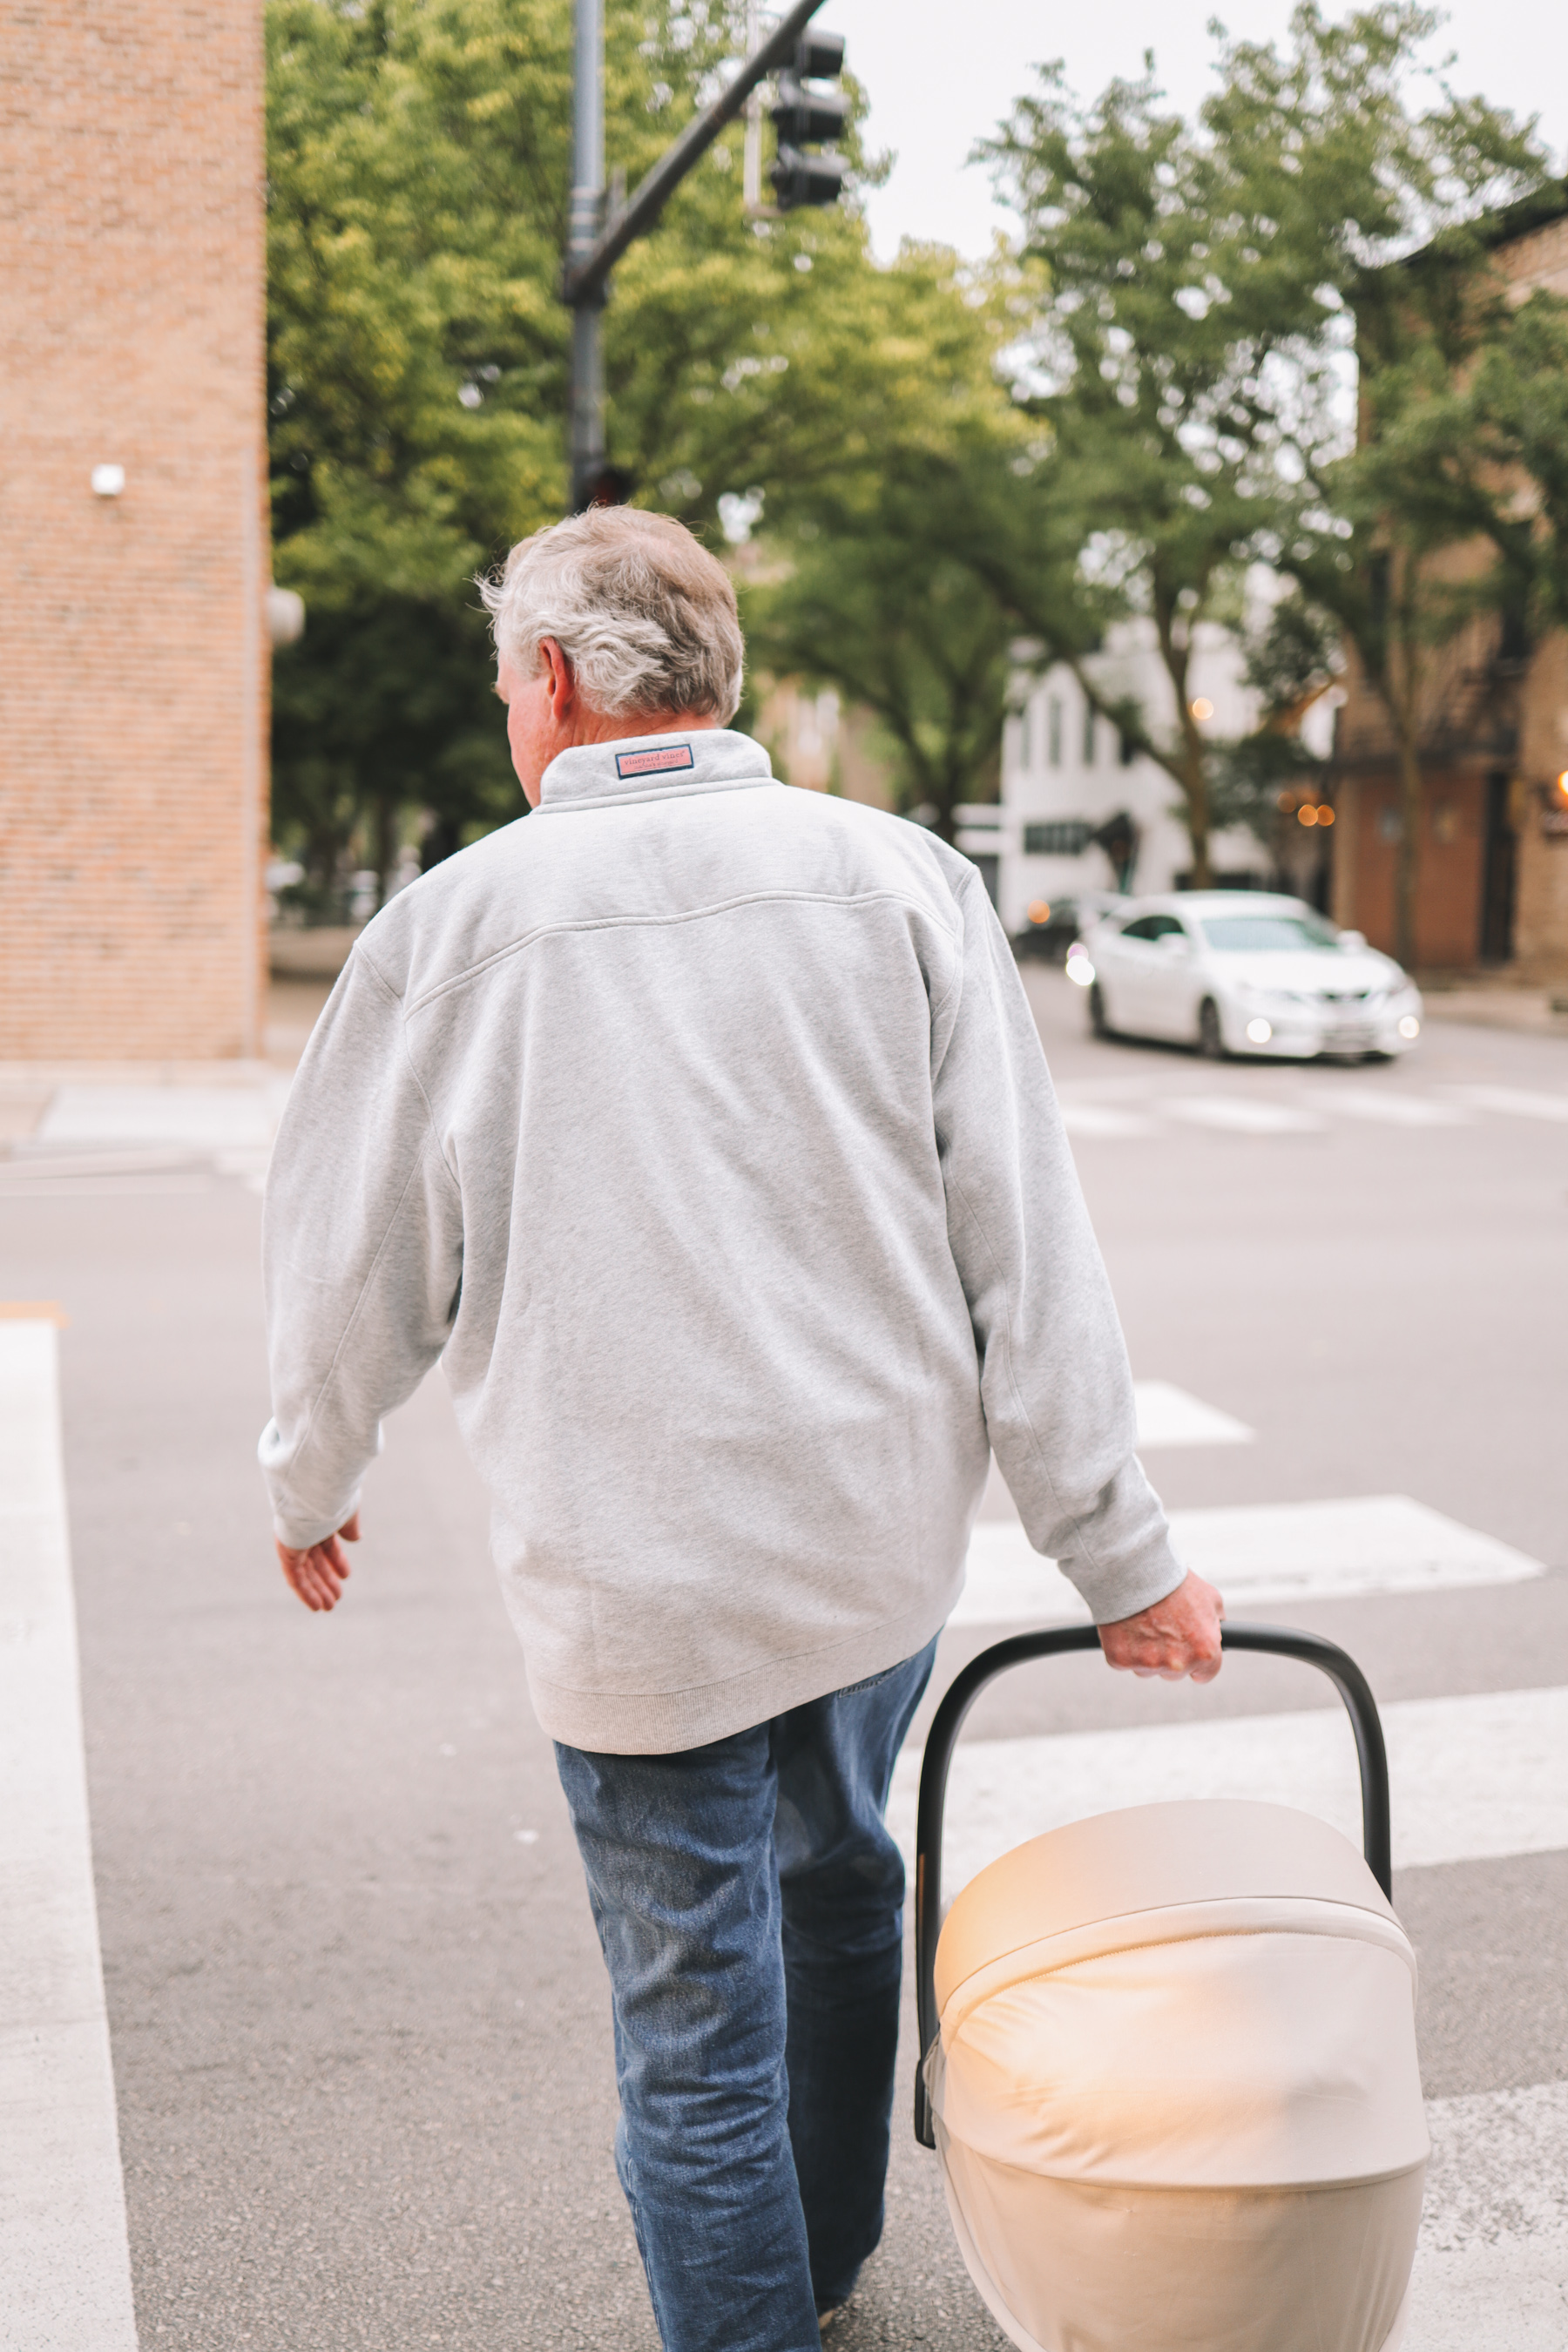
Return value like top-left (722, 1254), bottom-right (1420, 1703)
top-left (567, 708), bottom-right (723, 749)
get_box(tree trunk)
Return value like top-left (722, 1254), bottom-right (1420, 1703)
top-left (1393, 716), bottom-right (1423, 973)
top-left (1152, 603), bottom-right (1211, 888)
top-left (1179, 708), bottom-right (1212, 890)
top-left (372, 794), bottom-right (400, 910)
top-left (1379, 611), bottom-right (1424, 975)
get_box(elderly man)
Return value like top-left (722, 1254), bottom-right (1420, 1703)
top-left (260, 506), bottom-right (1222, 2352)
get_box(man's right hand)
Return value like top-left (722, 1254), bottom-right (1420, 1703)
top-left (275, 1513), bottom-right (360, 1613)
top-left (1098, 1568), bottom-right (1225, 1683)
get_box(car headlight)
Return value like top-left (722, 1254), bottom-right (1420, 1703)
top-left (1245, 1017), bottom-right (1274, 1044)
top-left (1397, 1014), bottom-right (1420, 1040)
top-left (1065, 945), bottom-right (1095, 987)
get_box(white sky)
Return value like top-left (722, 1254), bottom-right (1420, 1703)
top-left (827, 0), bottom-right (1568, 260)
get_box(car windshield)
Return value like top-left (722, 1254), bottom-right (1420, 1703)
top-left (1200, 913), bottom-right (1341, 953)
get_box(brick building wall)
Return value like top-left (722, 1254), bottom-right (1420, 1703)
top-left (1514, 634), bottom-right (1568, 979)
top-left (0, 2), bottom-right (268, 1059)
top-left (1504, 217), bottom-right (1568, 981)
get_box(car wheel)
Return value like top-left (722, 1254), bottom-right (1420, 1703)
top-left (1089, 982), bottom-right (1112, 1038)
top-left (1198, 997), bottom-right (1227, 1059)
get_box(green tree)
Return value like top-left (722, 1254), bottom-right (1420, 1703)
top-left (739, 251), bottom-right (1065, 842)
top-left (266, 0), bottom-right (1024, 888)
top-left (1208, 591), bottom-right (1338, 854)
top-left (1463, 283), bottom-right (1568, 634)
top-left (746, 470), bottom-right (1016, 842)
top-left (978, 3), bottom-right (1548, 887)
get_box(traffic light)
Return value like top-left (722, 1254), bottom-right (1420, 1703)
top-left (770, 28), bottom-right (848, 212)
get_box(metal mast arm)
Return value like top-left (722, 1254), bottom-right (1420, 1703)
top-left (564, 0), bottom-right (828, 308)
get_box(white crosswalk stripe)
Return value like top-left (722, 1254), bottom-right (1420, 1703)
top-left (0, 1321), bottom-right (139, 2350)
top-left (1450, 1084), bottom-right (1568, 1122)
top-left (889, 1683), bottom-right (1568, 1894)
top-left (1308, 1087), bottom-right (1472, 1125)
top-left (952, 1493), bottom-right (1544, 1627)
top-left (1132, 1379), bottom-right (1253, 1448)
top-left (1164, 1094), bottom-right (1326, 1133)
top-left (1054, 1081), bottom-right (1568, 1140)
top-left (1405, 2082), bottom-right (1568, 2350)
top-left (1054, 1102), bottom-right (1159, 1138)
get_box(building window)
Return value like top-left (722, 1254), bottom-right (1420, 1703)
top-left (1018, 703), bottom-right (1032, 772)
top-left (1082, 703), bottom-right (1096, 765)
top-left (1048, 697), bottom-right (1062, 767)
top-left (1024, 820), bottom-right (1093, 856)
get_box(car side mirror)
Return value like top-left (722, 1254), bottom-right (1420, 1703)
top-left (1337, 929), bottom-right (1366, 950)
top-left (1158, 932), bottom-right (1188, 956)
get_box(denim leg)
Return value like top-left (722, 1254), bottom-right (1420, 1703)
top-left (773, 1639), bottom-right (937, 2312)
top-left (554, 1729), bottom-right (821, 2352)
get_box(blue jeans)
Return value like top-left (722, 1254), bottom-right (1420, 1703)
top-left (554, 1639), bottom-right (937, 2352)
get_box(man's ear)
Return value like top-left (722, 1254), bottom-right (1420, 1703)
top-left (541, 638), bottom-right (575, 713)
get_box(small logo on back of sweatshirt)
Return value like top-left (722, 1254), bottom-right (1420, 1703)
top-left (615, 743), bottom-right (696, 779)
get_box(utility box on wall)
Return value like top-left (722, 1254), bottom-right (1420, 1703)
top-left (0, 1), bottom-right (269, 1060)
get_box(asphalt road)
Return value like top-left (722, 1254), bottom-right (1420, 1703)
top-left (4, 978), bottom-right (1565, 2350)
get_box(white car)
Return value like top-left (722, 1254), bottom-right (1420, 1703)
top-left (1067, 892), bottom-right (1423, 1059)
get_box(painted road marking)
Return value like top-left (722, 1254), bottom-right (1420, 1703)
top-left (1166, 1095), bottom-right (1326, 1134)
top-left (1450, 1085), bottom-right (1568, 1124)
top-left (889, 1684), bottom-right (1568, 1893)
top-left (0, 1320), bottom-right (139, 2351)
top-left (1057, 1103), bottom-right (1159, 1139)
top-left (950, 1493), bottom-right (1544, 1628)
top-left (1308, 1088), bottom-right (1472, 1126)
top-left (1053, 1084), bottom-right (1565, 1140)
top-left (1404, 2080), bottom-right (1568, 2350)
top-left (1132, 1380), bottom-right (1253, 1450)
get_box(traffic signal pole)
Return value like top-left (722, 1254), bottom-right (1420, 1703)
top-left (563, 0), bottom-right (832, 511)
top-left (566, 0), bottom-right (607, 510)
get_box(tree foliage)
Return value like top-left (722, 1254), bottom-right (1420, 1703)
top-left (265, 0), bottom-right (1568, 946)
top-left (977, 3), bottom-right (1551, 889)
top-left (266, 0), bottom-right (1033, 888)
top-left (740, 255), bottom-right (1064, 841)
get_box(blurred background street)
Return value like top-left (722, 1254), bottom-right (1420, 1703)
top-left (4, 978), bottom-right (1563, 2349)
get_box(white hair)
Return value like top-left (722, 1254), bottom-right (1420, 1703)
top-left (479, 507), bottom-right (745, 720)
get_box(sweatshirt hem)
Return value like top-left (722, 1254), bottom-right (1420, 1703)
top-left (527, 1586), bottom-right (961, 1755)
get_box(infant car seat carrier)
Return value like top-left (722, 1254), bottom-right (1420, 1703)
top-left (913, 1623), bottom-right (1426, 2352)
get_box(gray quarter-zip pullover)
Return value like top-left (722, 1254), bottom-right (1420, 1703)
top-left (260, 727), bottom-right (1180, 1752)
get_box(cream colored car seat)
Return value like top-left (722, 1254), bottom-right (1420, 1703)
top-left (912, 1627), bottom-right (1424, 2352)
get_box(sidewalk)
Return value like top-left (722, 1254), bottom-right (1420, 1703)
top-left (0, 981), bottom-right (329, 1174)
top-left (1419, 980), bottom-right (1568, 1037)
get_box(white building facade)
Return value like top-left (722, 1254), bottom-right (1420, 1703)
top-left (970, 620), bottom-right (1267, 933)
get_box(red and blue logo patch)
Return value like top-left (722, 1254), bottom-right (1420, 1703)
top-left (614, 742), bottom-right (696, 780)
